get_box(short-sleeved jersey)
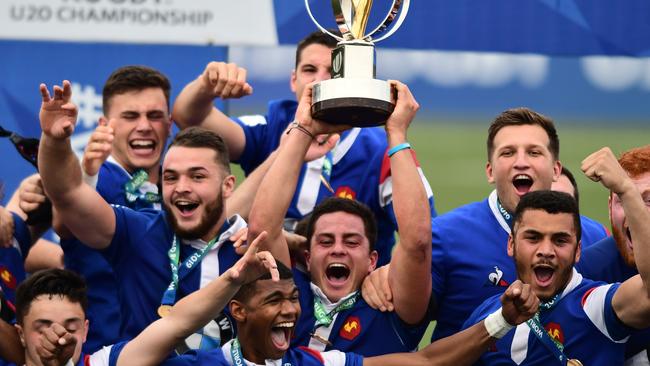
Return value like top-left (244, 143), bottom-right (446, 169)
top-left (233, 99), bottom-right (436, 266)
top-left (104, 206), bottom-right (244, 345)
top-left (62, 159), bottom-right (158, 353)
top-left (292, 268), bottom-right (426, 356)
top-left (0, 212), bottom-right (30, 305)
top-left (463, 270), bottom-right (631, 365)
top-left (430, 190), bottom-right (609, 342)
top-left (579, 215), bottom-right (609, 249)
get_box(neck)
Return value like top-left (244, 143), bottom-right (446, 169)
top-left (112, 155), bottom-right (160, 184)
top-left (236, 333), bottom-right (267, 365)
top-left (200, 214), bottom-right (227, 242)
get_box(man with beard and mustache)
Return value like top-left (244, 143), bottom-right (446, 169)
top-left (462, 148), bottom-right (650, 365)
top-left (575, 145), bottom-right (650, 365)
top-left (36, 80), bottom-right (286, 352)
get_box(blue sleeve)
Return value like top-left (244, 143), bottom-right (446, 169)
top-left (461, 295), bottom-right (501, 331)
top-left (10, 212), bottom-right (31, 259)
top-left (602, 283), bottom-right (634, 341)
top-left (160, 349), bottom-right (229, 366)
top-left (107, 341), bottom-right (129, 366)
top-left (101, 206), bottom-right (155, 269)
top-left (345, 352), bottom-right (364, 366)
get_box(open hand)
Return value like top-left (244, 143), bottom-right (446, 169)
top-left (39, 81), bottom-right (78, 140)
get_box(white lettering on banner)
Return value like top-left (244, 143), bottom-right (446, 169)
top-left (0, 0), bottom-right (277, 45)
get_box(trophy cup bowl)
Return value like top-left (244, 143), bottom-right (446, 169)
top-left (306, 0), bottom-right (409, 127)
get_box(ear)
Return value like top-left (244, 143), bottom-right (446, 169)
top-left (222, 174), bottom-right (236, 199)
top-left (552, 160), bottom-right (562, 182)
top-left (486, 161), bottom-right (495, 184)
top-left (14, 324), bottom-right (25, 347)
top-left (82, 319), bottom-right (89, 343)
top-left (230, 300), bottom-right (247, 323)
top-left (304, 249), bottom-right (312, 272)
top-left (368, 250), bottom-right (379, 273)
top-left (507, 235), bottom-right (515, 258)
top-left (290, 70), bottom-right (297, 94)
top-left (608, 193), bottom-right (614, 222)
top-left (574, 240), bottom-right (582, 264)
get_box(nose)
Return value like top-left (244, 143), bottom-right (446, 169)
top-left (536, 238), bottom-right (555, 259)
top-left (315, 68), bottom-right (331, 82)
top-left (280, 299), bottom-right (299, 316)
top-left (135, 115), bottom-right (153, 132)
top-left (174, 175), bottom-right (191, 194)
top-left (330, 240), bottom-right (347, 256)
top-left (513, 150), bottom-right (530, 169)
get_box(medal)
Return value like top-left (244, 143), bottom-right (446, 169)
top-left (567, 360), bottom-right (583, 366)
top-left (158, 304), bottom-right (172, 318)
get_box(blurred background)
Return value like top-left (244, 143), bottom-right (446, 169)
top-left (1, 0), bottom-right (649, 228)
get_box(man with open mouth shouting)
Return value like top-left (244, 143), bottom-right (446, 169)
top-left (36, 80), bottom-right (285, 353)
top-left (463, 152), bottom-right (650, 365)
top-left (243, 79), bottom-right (433, 356)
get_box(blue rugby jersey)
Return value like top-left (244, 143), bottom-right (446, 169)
top-left (291, 269), bottom-right (427, 356)
top-left (233, 99), bottom-right (436, 267)
top-left (430, 190), bottom-right (609, 342)
top-left (103, 206), bottom-right (244, 347)
top-left (463, 270), bottom-right (631, 365)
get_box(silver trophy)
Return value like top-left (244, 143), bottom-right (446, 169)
top-left (306, 0), bottom-right (410, 126)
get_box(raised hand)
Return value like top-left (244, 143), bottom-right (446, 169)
top-left (36, 323), bottom-right (77, 366)
top-left (500, 280), bottom-right (539, 326)
top-left (581, 147), bottom-right (635, 196)
top-left (226, 231), bottom-right (279, 286)
top-left (39, 81), bottom-right (78, 140)
top-left (17, 174), bottom-right (47, 216)
top-left (200, 61), bottom-right (253, 100)
top-left (384, 80), bottom-right (419, 142)
top-left (82, 119), bottom-right (114, 177)
top-left (294, 82), bottom-right (351, 137)
top-left (361, 264), bottom-right (394, 312)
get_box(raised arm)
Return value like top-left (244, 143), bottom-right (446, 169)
top-left (384, 81), bottom-right (433, 325)
top-left (365, 281), bottom-right (538, 366)
top-left (116, 232), bottom-right (277, 366)
top-left (247, 83), bottom-right (344, 268)
top-left (38, 81), bottom-right (115, 249)
top-left (582, 147), bottom-right (650, 328)
top-left (172, 62), bottom-right (252, 160)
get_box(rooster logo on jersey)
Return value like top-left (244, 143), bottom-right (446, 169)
top-left (485, 266), bottom-right (509, 287)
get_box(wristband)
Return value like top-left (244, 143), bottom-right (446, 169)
top-left (387, 142), bottom-right (411, 157)
top-left (484, 307), bottom-right (514, 339)
top-left (286, 121), bottom-right (315, 140)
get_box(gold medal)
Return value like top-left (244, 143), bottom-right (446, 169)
top-left (158, 304), bottom-right (172, 318)
top-left (567, 359), bottom-right (583, 366)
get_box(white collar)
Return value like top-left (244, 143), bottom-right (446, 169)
top-left (221, 340), bottom-right (283, 366)
top-left (488, 189), bottom-right (511, 234)
top-left (180, 215), bottom-right (247, 251)
top-left (309, 282), bottom-right (358, 312)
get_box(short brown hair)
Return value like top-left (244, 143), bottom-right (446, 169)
top-left (487, 107), bottom-right (559, 161)
top-left (295, 31), bottom-right (339, 68)
top-left (102, 65), bottom-right (171, 115)
top-left (169, 127), bottom-right (230, 174)
top-left (618, 145), bottom-right (650, 179)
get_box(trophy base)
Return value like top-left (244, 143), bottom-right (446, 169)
top-left (312, 78), bottom-right (395, 127)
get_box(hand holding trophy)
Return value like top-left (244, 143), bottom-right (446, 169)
top-left (306, 0), bottom-right (410, 127)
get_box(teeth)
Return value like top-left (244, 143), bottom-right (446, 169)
top-left (274, 322), bottom-right (294, 328)
top-left (514, 175), bottom-right (531, 180)
top-left (328, 263), bottom-right (347, 269)
top-left (131, 140), bottom-right (154, 147)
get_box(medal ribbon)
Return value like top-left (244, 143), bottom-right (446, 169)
top-left (124, 169), bottom-right (161, 204)
top-left (525, 293), bottom-right (570, 365)
top-left (159, 235), bottom-right (220, 308)
top-left (319, 151), bottom-right (335, 194)
top-left (313, 292), bottom-right (359, 329)
top-left (495, 198), bottom-right (514, 228)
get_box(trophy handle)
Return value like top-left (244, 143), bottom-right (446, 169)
top-left (305, 0), bottom-right (345, 41)
top-left (367, 0), bottom-right (409, 43)
top-left (304, 0), bottom-right (409, 43)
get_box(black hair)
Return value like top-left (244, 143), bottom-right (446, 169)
top-left (15, 269), bottom-right (88, 325)
top-left (513, 190), bottom-right (581, 243)
top-left (103, 65), bottom-right (171, 115)
top-left (169, 127), bottom-right (231, 174)
top-left (232, 261), bottom-right (294, 303)
top-left (305, 197), bottom-right (377, 251)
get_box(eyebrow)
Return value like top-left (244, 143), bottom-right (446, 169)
top-left (263, 287), bottom-right (299, 301)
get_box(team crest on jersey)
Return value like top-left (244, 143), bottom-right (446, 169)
top-left (0, 266), bottom-right (16, 290)
top-left (339, 316), bottom-right (361, 340)
top-left (335, 186), bottom-right (356, 200)
top-left (485, 266), bottom-right (509, 287)
top-left (545, 322), bottom-right (565, 348)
